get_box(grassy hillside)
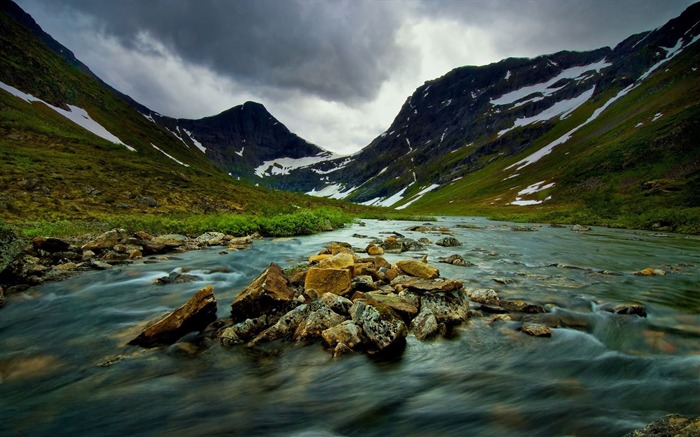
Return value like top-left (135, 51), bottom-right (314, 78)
top-left (0, 8), bottom-right (383, 237)
top-left (403, 43), bottom-right (700, 233)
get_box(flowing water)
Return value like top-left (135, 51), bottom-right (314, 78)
top-left (1, 218), bottom-right (699, 436)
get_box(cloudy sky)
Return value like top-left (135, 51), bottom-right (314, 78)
top-left (15, 0), bottom-right (696, 155)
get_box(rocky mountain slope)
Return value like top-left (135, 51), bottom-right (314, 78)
top-left (270, 3), bottom-right (696, 231)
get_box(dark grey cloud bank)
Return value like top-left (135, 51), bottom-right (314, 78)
top-left (13, 0), bottom-right (697, 153)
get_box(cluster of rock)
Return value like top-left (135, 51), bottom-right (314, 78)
top-left (0, 228), bottom-right (259, 305)
top-left (624, 414), bottom-right (699, 437)
top-left (130, 240), bottom-right (619, 358)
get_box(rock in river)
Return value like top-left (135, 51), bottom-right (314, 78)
top-left (396, 260), bottom-right (439, 279)
top-left (129, 285), bottom-right (218, 348)
top-left (230, 263), bottom-right (295, 322)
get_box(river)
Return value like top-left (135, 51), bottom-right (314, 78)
top-left (1, 217), bottom-right (698, 436)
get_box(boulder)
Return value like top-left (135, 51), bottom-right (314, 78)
top-left (322, 320), bottom-right (365, 350)
top-left (152, 234), bottom-right (189, 248)
top-left (466, 288), bottom-right (501, 306)
top-left (501, 299), bottom-right (547, 314)
top-left (438, 254), bottom-right (474, 267)
top-left (220, 314), bottom-right (273, 345)
top-left (350, 299), bottom-right (407, 355)
top-left (366, 292), bottom-right (419, 319)
top-left (230, 263), bottom-right (295, 322)
top-left (436, 237), bottom-right (462, 247)
top-left (351, 275), bottom-right (376, 292)
top-left (411, 306), bottom-right (441, 340)
top-left (366, 244), bottom-right (384, 256)
top-left (571, 224), bottom-right (591, 232)
top-left (317, 252), bottom-right (355, 269)
top-left (294, 306), bottom-right (346, 340)
top-left (634, 268), bottom-right (666, 276)
top-left (606, 303), bottom-right (647, 317)
top-left (421, 292), bottom-right (469, 325)
top-left (195, 231), bottom-right (226, 246)
top-left (250, 302), bottom-right (322, 344)
top-left (32, 236), bottom-right (71, 253)
top-left (396, 260), bottom-right (439, 279)
top-left (129, 285), bottom-right (217, 347)
top-left (624, 414), bottom-right (699, 437)
top-left (320, 293), bottom-right (353, 316)
top-left (391, 275), bottom-right (463, 293)
top-left (520, 323), bottom-right (552, 337)
top-left (82, 228), bottom-right (128, 251)
top-left (304, 267), bottom-right (353, 296)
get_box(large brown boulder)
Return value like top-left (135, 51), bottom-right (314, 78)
top-left (396, 260), bottom-right (439, 279)
top-left (304, 267), bottom-right (352, 296)
top-left (231, 263), bottom-right (295, 322)
top-left (129, 285), bottom-right (217, 348)
top-left (317, 252), bottom-right (354, 269)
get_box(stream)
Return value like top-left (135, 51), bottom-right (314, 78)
top-left (1, 217), bottom-right (699, 436)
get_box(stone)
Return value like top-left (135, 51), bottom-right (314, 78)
top-left (396, 260), bottom-right (439, 279)
top-left (411, 307), bottom-right (440, 340)
top-left (82, 228), bottom-right (128, 251)
top-left (392, 275), bottom-right (463, 293)
top-left (230, 263), bottom-right (295, 322)
top-left (195, 231), bottom-right (226, 246)
top-left (400, 239), bottom-right (425, 252)
top-left (129, 285), bottom-right (217, 347)
top-left (520, 323), bottom-right (552, 337)
top-left (366, 244), bottom-right (384, 256)
top-left (52, 262), bottom-right (77, 271)
top-left (608, 304), bottom-right (647, 317)
top-left (320, 293), bottom-right (353, 316)
top-left (332, 342), bottom-right (354, 357)
top-left (366, 292), bottom-right (419, 319)
top-left (32, 236), bottom-right (71, 253)
top-left (634, 268), bottom-right (666, 276)
top-left (82, 250), bottom-right (96, 260)
top-left (317, 252), bottom-right (355, 269)
top-left (467, 288), bottom-right (501, 306)
top-left (571, 224), bottom-right (591, 232)
top-left (350, 299), bottom-right (408, 355)
top-left (501, 299), bottom-right (547, 314)
top-left (436, 237), bottom-right (462, 247)
top-left (421, 292), bottom-right (469, 325)
top-left (294, 306), bottom-right (346, 340)
top-left (220, 315), bottom-right (273, 345)
top-left (322, 320), bottom-right (365, 350)
top-left (438, 254), bottom-right (474, 267)
top-left (623, 414), bottom-right (700, 437)
top-left (88, 259), bottom-right (112, 270)
top-left (351, 275), bottom-right (376, 292)
top-left (152, 234), bottom-right (189, 248)
top-left (304, 267), bottom-right (353, 296)
top-left (129, 249), bottom-right (143, 260)
top-left (250, 302), bottom-right (322, 344)
top-left (309, 254), bottom-right (332, 264)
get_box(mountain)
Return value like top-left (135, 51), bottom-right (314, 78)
top-left (142, 102), bottom-right (343, 191)
top-left (283, 3), bottom-right (698, 231)
top-left (0, 0), bottom-right (366, 222)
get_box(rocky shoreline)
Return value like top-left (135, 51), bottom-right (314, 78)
top-left (0, 228), bottom-right (260, 307)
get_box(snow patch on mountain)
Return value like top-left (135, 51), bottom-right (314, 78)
top-left (181, 129), bottom-right (206, 153)
top-left (396, 184), bottom-right (440, 210)
top-left (255, 152), bottom-right (339, 177)
top-left (490, 59), bottom-right (611, 107)
top-left (0, 81), bottom-right (136, 151)
top-left (498, 88), bottom-right (595, 137)
top-left (151, 143), bottom-right (189, 167)
top-left (509, 180), bottom-right (555, 206)
top-left (306, 183), bottom-right (356, 199)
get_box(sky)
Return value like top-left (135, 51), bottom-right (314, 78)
top-left (15, 0), bottom-right (696, 155)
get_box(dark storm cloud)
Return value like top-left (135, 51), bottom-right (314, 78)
top-left (25, 0), bottom-right (408, 103)
top-left (414, 0), bottom-right (697, 56)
